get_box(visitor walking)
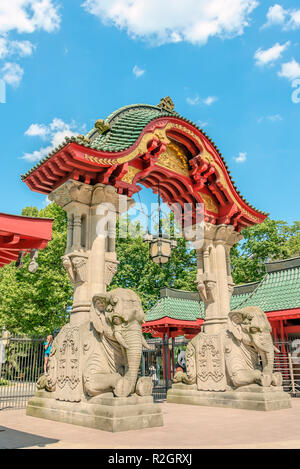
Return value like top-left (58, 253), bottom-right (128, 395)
top-left (44, 335), bottom-right (53, 375)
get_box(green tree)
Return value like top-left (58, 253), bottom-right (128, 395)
top-left (0, 203), bottom-right (73, 335)
top-left (231, 218), bottom-right (300, 284)
top-left (109, 215), bottom-right (197, 311)
top-left (1, 201), bottom-right (299, 335)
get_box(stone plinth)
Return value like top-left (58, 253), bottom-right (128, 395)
top-left (26, 391), bottom-right (163, 433)
top-left (167, 383), bottom-right (292, 412)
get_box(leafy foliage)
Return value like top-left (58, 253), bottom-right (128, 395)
top-left (231, 219), bottom-right (300, 284)
top-left (0, 203), bottom-right (73, 335)
top-left (109, 215), bottom-right (197, 311)
top-left (0, 201), bottom-right (299, 334)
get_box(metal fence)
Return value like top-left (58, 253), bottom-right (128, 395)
top-left (0, 334), bottom-right (45, 411)
top-left (274, 340), bottom-right (300, 397)
top-left (141, 336), bottom-right (188, 402)
top-left (1, 332), bottom-right (300, 411)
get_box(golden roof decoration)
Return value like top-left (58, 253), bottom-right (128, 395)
top-left (157, 96), bottom-right (175, 112)
top-left (94, 119), bottom-right (111, 134)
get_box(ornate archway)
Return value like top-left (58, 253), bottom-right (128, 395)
top-left (22, 97), bottom-right (267, 331)
top-left (22, 97), bottom-right (266, 232)
top-left (23, 99), bottom-right (292, 418)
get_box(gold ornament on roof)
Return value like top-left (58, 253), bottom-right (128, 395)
top-left (77, 134), bottom-right (90, 143)
top-left (157, 96), bottom-right (175, 112)
top-left (94, 119), bottom-right (110, 134)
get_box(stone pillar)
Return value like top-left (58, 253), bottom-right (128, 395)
top-left (48, 180), bottom-right (133, 326)
top-left (195, 223), bottom-right (242, 335)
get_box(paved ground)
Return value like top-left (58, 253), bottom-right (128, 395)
top-left (1, 399), bottom-right (300, 449)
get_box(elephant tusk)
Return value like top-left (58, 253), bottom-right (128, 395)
top-left (114, 331), bottom-right (129, 349)
top-left (274, 345), bottom-right (280, 354)
top-left (142, 335), bottom-right (151, 350)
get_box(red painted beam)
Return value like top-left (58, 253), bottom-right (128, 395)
top-left (0, 213), bottom-right (53, 240)
top-left (266, 309), bottom-right (300, 321)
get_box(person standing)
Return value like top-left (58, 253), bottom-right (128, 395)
top-left (149, 362), bottom-right (158, 386)
top-left (44, 335), bottom-right (53, 375)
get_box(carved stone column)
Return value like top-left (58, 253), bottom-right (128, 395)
top-left (195, 223), bottom-right (242, 335)
top-left (49, 180), bottom-right (133, 326)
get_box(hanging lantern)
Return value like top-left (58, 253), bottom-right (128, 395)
top-left (143, 183), bottom-right (177, 265)
top-left (147, 235), bottom-right (177, 264)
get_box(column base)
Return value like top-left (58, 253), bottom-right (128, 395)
top-left (26, 391), bottom-right (163, 432)
top-left (167, 383), bottom-right (292, 411)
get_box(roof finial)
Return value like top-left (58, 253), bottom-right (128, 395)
top-left (94, 119), bottom-right (110, 134)
top-left (157, 96), bottom-right (175, 112)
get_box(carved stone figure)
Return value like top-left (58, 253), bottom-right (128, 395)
top-left (62, 253), bottom-right (88, 284)
top-left (224, 307), bottom-right (282, 388)
top-left (82, 288), bottom-right (150, 398)
top-left (37, 288), bottom-right (151, 401)
top-left (174, 306), bottom-right (282, 390)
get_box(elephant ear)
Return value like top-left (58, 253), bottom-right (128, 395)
top-left (90, 306), bottom-right (104, 334)
top-left (228, 311), bottom-right (244, 342)
top-left (90, 294), bottom-right (108, 334)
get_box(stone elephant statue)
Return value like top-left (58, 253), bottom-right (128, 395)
top-left (82, 288), bottom-right (152, 398)
top-left (174, 306), bottom-right (282, 390)
top-left (224, 306), bottom-right (282, 388)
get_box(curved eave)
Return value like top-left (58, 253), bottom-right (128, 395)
top-left (0, 213), bottom-right (53, 267)
top-left (21, 113), bottom-right (267, 229)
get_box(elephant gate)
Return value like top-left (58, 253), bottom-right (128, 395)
top-left (21, 98), bottom-right (291, 430)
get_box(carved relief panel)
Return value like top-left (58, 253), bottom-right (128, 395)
top-left (195, 334), bottom-right (226, 391)
top-left (54, 324), bottom-right (82, 402)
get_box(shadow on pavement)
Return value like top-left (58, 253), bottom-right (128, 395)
top-left (0, 426), bottom-right (59, 449)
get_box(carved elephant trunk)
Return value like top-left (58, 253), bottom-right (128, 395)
top-left (252, 332), bottom-right (274, 375)
top-left (121, 322), bottom-right (144, 393)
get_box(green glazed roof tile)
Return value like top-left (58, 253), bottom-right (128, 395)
top-left (19, 100), bottom-right (268, 215)
top-left (232, 266), bottom-right (300, 312)
top-left (145, 260), bottom-right (300, 323)
top-left (146, 297), bottom-right (205, 322)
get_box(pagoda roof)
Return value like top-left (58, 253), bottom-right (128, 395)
top-left (146, 295), bottom-right (205, 323)
top-left (21, 98), bottom-right (267, 231)
top-left (0, 212), bottom-right (53, 267)
top-left (144, 256), bottom-right (300, 326)
top-left (231, 256), bottom-right (300, 316)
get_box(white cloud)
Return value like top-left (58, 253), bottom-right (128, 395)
top-left (0, 1), bottom-right (60, 88)
top-left (132, 64), bottom-right (145, 77)
top-left (0, 37), bottom-right (35, 59)
top-left (82, 0), bottom-right (258, 46)
top-left (254, 41), bottom-right (290, 66)
top-left (25, 123), bottom-right (50, 138)
top-left (12, 40), bottom-right (36, 56)
top-left (23, 118), bottom-right (81, 162)
top-left (258, 114), bottom-right (282, 123)
top-left (203, 95), bottom-right (218, 106)
top-left (23, 145), bottom-right (53, 162)
top-left (198, 120), bottom-right (208, 128)
top-left (234, 152), bottom-right (247, 163)
top-left (1, 62), bottom-right (24, 87)
top-left (186, 95), bottom-right (201, 106)
top-left (187, 95), bottom-right (218, 106)
top-left (263, 4), bottom-right (300, 30)
top-left (288, 9), bottom-right (300, 30)
top-left (278, 58), bottom-right (300, 81)
top-left (263, 4), bottom-right (287, 28)
top-left (0, 0), bottom-right (61, 35)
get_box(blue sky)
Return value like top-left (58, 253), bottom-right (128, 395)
top-left (0, 0), bottom-right (299, 224)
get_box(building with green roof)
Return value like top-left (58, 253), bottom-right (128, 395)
top-left (143, 256), bottom-right (300, 343)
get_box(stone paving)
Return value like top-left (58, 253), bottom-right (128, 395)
top-left (1, 400), bottom-right (300, 449)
